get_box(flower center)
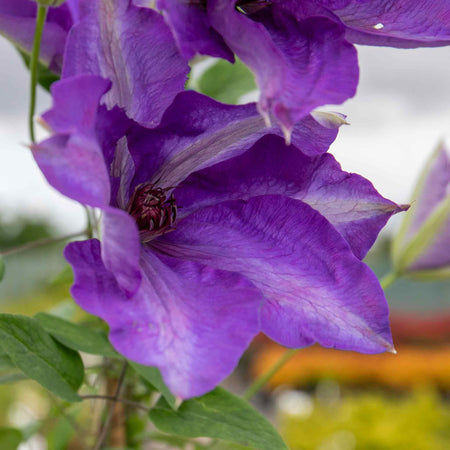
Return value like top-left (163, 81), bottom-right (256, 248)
top-left (126, 183), bottom-right (177, 242)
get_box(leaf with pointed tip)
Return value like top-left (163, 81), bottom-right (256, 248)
top-left (130, 362), bottom-right (176, 409)
top-left (0, 314), bottom-right (83, 402)
top-left (35, 312), bottom-right (119, 358)
top-left (149, 387), bottom-right (288, 450)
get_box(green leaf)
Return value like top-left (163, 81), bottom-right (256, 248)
top-left (0, 314), bottom-right (83, 402)
top-left (130, 362), bottom-right (176, 409)
top-left (0, 428), bottom-right (23, 450)
top-left (149, 387), bottom-right (288, 450)
top-left (17, 48), bottom-right (60, 91)
top-left (0, 372), bottom-right (28, 384)
top-left (196, 59), bottom-right (256, 104)
top-left (35, 312), bottom-right (119, 358)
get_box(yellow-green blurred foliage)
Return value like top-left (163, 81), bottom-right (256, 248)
top-left (279, 387), bottom-right (449, 450)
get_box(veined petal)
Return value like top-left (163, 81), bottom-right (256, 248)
top-left (175, 134), bottom-right (404, 259)
top-left (65, 239), bottom-right (261, 398)
top-left (102, 207), bottom-right (142, 298)
top-left (63, 0), bottom-right (189, 127)
top-left (325, 0), bottom-right (450, 48)
top-left (127, 91), bottom-right (338, 190)
top-left (209, 0), bottom-right (358, 132)
top-left (0, 0), bottom-right (74, 72)
top-left (154, 196), bottom-right (393, 354)
top-left (32, 76), bottom-right (114, 208)
top-left (31, 133), bottom-right (110, 207)
top-left (156, 0), bottom-right (234, 61)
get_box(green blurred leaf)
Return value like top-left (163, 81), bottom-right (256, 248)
top-left (0, 428), bottom-right (23, 450)
top-left (130, 362), bottom-right (176, 409)
top-left (17, 49), bottom-right (59, 91)
top-left (47, 416), bottom-right (75, 450)
top-left (0, 256), bottom-right (5, 281)
top-left (149, 387), bottom-right (288, 450)
top-left (196, 59), bottom-right (256, 104)
top-left (0, 314), bottom-right (83, 402)
top-left (35, 312), bottom-right (119, 358)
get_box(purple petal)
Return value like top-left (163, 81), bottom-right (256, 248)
top-left (395, 143), bottom-right (450, 271)
top-left (0, 0), bottom-right (74, 72)
top-left (209, 0), bottom-right (358, 132)
top-left (42, 75), bottom-right (111, 135)
top-left (65, 239), bottom-right (261, 398)
top-left (63, 0), bottom-right (189, 128)
top-left (156, 0), bottom-right (234, 61)
top-left (154, 196), bottom-right (394, 354)
top-left (325, 0), bottom-right (450, 48)
top-left (127, 91), bottom-right (338, 190)
top-left (32, 76), bottom-right (112, 207)
top-left (31, 133), bottom-right (110, 208)
top-left (102, 207), bottom-right (142, 298)
top-left (175, 134), bottom-right (404, 259)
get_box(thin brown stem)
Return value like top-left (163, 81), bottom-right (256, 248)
top-left (81, 395), bottom-right (149, 412)
top-left (92, 361), bottom-right (128, 450)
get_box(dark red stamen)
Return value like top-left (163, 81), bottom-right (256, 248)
top-left (127, 183), bottom-right (177, 242)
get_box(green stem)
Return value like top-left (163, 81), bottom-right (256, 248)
top-left (243, 348), bottom-right (300, 401)
top-left (29, 6), bottom-right (48, 143)
top-left (380, 271), bottom-right (400, 290)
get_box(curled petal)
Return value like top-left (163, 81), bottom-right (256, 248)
top-left (209, 0), bottom-right (358, 131)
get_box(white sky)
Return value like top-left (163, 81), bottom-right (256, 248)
top-left (0, 39), bottom-right (449, 234)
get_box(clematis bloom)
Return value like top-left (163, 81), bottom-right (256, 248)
top-left (32, 72), bottom-right (405, 397)
top-left (392, 142), bottom-right (450, 279)
top-left (155, 0), bottom-right (450, 133)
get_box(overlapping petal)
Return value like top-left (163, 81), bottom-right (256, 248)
top-left (65, 239), bottom-right (262, 398)
top-left (156, 0), bottom-right (233, 61)
top-left (127, 91), bottom-right (339, 190)
top-left (208, 0), bottom-right (358, 132)
top-left (154, 196), bottom-right (394, 354)
top-left (174, 134), bottom-right (404, 259)
top-left (63, 0), bottom-right (189, 127)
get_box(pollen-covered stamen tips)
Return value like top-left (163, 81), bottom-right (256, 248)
top-left (126, 183), bottom-right (177, 243)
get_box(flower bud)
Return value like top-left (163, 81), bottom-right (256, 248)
top-left (33, 0), bottom-right (66, 7)
top-left (391, 142), bottom-right (450, 279)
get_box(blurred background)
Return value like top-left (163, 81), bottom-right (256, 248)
top-left (1, 36), bottom-right (449, 449)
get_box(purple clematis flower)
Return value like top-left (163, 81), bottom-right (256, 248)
top-left (154, 0), bottom-right (450, 133)
top-left (31, 71), bottom-right (404, 397)
top-left (392, 142), bottom-right (450, 278)
top-left (0, 0), bottom-right (78, 72)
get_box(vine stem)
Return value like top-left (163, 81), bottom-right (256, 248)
top-left (81, 395), bottom-right (149, 412)
top-left (0, 231), bottom-right (87, 257)
top-left (29, 5), bottom-right (48, 143)
top-left (380, 271), bottom-right (400, 290)
top-left (243, 348), bottom-right (300, 401)
top-left (92, 361), bottom-right (128, 450)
